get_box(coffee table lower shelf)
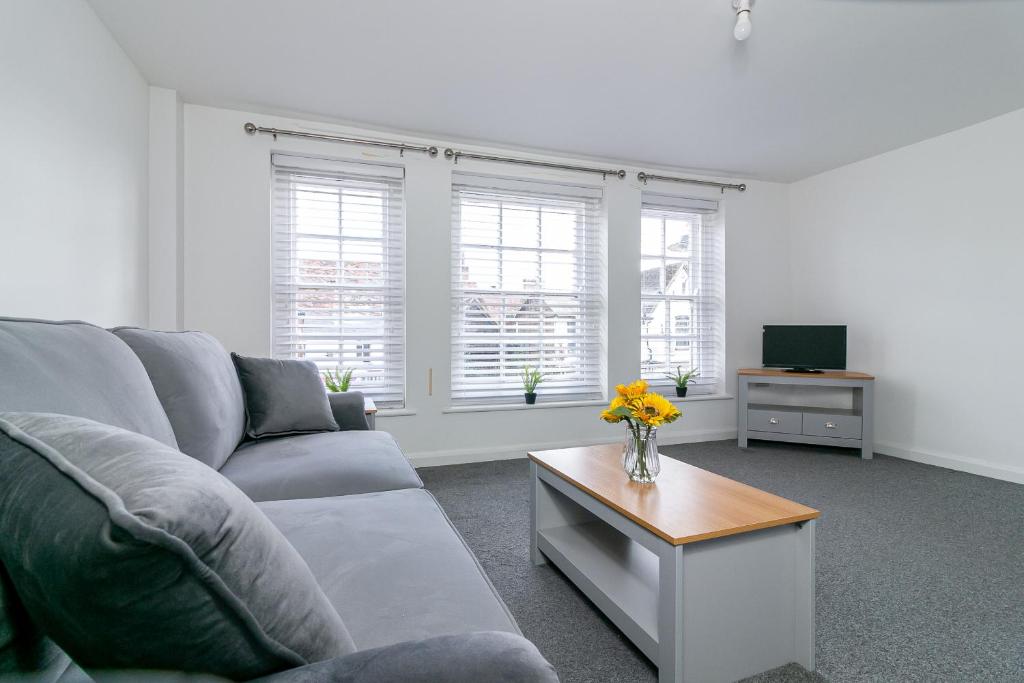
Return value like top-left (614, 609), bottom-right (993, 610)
top-left (531, 462), bottom-right (815, 683)
top-left (538, 521), bottom-right (660, 659)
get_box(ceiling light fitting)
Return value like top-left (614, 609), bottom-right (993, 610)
top-left (733, 0), bottom-right (753, 41)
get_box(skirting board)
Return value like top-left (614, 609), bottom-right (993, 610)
top-left (876, 441), bottom-right (1024, 486)
top-left (407, 428), bottom-right (737, 469)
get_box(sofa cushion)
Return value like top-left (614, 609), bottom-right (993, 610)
top-left (258, 489), bottom-right (520, 650)
top-left (0, 318), bottom-right (177, 447)
top-left (111, 328), bottom-right (246, 470)
top-left (252, 632), bottom-right (559, 683)
top-left (231, 354), bottom-right (339, 439)
top-left (0, 412), bottom-right (355, 680)
top-left (220, 430), bottom-right (423, 501)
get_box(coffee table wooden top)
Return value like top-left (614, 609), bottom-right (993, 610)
top-left (528, 444), bottom-right (820, 546)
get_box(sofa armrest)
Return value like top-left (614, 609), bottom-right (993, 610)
top-left (327, 392), bottom-right (370, 431)
top-left (251, 631), bottom-right (558, 683)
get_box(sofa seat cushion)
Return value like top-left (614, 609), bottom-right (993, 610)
top-left (219, 431), bottom-right (422, 502)
top-left (0, 412), bottom-right (355, 681)
top-left (112, 328), bottom-right (246, 471)
top-left (258, 489), bottom-right (521, 650)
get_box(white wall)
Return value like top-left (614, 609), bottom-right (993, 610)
top-left (182, 104), bottom-right (794, 464)
top-left (789, 108), bottom-right (1024, 484)
top-left (148, 86), bottom-right (184, 329)
top-left (0, 0), bottom-right (150, 326)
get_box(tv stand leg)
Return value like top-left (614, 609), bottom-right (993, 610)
top-left (858, 382), bottom-right (874, 459)
top-left (737, 375), bottom-right (749, 448)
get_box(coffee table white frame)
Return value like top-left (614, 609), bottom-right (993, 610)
top-left (530, 461), bottom-right (815, 683)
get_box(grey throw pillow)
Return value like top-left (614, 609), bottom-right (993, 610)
top-left (231, 354), bottom-right (339, 439)
top-left (112, 328), bottom-right (246, 470)
top-left (0, 412), bottom-right (355, 680)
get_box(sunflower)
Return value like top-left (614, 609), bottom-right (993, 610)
top-left (600, 396), bottom-right (629, 423)
top-left (614, 380), bottom-right (648, 400)
top-left (632, 392), bottom-right (681, 427)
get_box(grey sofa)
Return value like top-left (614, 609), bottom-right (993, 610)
top-left (0, 317), bottom-right (557, 682)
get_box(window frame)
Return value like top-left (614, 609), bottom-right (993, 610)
top-left (450, 173), bottom-right (606, 406)
top-left (640, 195), bottom-right (725, 396)
top-left (270, 153), bottom-right (407, 408)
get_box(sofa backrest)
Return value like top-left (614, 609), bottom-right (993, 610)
top-left (0, 318), bottom-right (177, 447)
top-left (0, 318), bottom-right (179, 681)
top-left (111, 328), bottom-right (247, 471)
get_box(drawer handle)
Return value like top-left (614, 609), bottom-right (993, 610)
top-left (825, 421), bottom-right (837, 429)
top-left (769, 417), bottom-right (779, 425)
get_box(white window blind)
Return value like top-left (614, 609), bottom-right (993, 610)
top-left (640, 194), bottom-right (724, 395)
top-left (451, 174), bottom-right (605, 405)
top-left (272, 153), bottom-right (405, 408)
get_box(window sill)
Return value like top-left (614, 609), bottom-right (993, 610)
top-left (376, 408), bottom-right (418, 417)
top-left (666, 393), bottom-right (734, 404)
top-left (443, 399), bottom-right (609, 414)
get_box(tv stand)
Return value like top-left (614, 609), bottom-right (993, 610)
top-left (737, 368), bottom-right (875, 459)
top-left (783, 368), bottom-right (823, 374)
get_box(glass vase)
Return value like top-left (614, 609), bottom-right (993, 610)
top-left (623, 425), bottom-right (660, 483)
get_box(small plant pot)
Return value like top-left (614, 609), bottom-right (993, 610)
top-left (524, 392), bottom-right (538, 405)
top-left (675, 386), bottom-right (688, 398)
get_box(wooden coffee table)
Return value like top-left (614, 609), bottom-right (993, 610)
top-left (529, 444), bottom-right (820, 683)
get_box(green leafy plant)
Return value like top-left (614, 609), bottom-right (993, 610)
top-left (323, 367), bottom-right (355, 392)
top-left (665, 366), bottom-right (700, 388)
top-left (521, 366), bottom-right (545, 393)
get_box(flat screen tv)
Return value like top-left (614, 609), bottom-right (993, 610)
top-left (762, 325), bottom-right (847, 372)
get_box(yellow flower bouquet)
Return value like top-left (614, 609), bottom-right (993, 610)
top-left (600, 380), bottom-right (681, 483)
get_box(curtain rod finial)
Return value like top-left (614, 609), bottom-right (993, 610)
top-left (243, 122), bottom-right (257, 135)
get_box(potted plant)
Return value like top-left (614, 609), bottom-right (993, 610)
top-left (665, 366), bottom-right (699, 397)
top-left (521, 366), bottom-right (544, 405)
top-left (323, 367), bottom-right (354, 393)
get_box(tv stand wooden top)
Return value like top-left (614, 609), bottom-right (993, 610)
top-left (738, 368), bottom-right (874, 381)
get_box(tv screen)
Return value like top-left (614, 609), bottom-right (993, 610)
top-left (762, 325), bottom-right (847, 371)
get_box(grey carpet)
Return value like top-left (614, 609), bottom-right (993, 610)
top-left (418, 440), bottom-right (1024, 682)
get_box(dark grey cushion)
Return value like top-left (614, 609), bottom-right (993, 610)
top-left (220, 431), bottom-right (422, 502)
top-left (231, 354), bottom-right (339, 439)
top-left (0, 318), bottom-right (177, 447)
top-left (258, 489), bottom-right (520, 650)
top-left (253, 631), bottom-right (559, 683)
top-left (327, 392), bottom-right (370, 431)
top-left (0, 561), bottom-right (68, 677)
top-left (111, 328), bottom-right (246, 470)
top-left (0, 412), bottom-right (355, 680)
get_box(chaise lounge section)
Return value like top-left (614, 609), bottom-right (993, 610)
top-left (0, 317), bottom-right (556, 682)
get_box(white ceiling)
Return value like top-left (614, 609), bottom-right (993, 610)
top-left (88, 0), bottom-right (1024, 182)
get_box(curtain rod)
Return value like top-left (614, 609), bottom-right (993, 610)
top-left (444, 148), bottom-right (626, 180)
top-left (242, 122), bottom-right (747, 189)
top-left (243, 122), bottom-right (439, 157)
top-left (637, 171), bottom-right (746, 193)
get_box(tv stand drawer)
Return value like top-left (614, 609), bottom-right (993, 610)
top-left (748, 407), bottom-right (802, 434)
top-left (802, 412), bottom-right (862, 439)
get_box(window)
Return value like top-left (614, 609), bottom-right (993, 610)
top-left (451, 174), bottom-right (604, 405)
top-left (640, 195), bottom-right (724, 394)
top-left (271, 154), bottom-right (405, 408)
